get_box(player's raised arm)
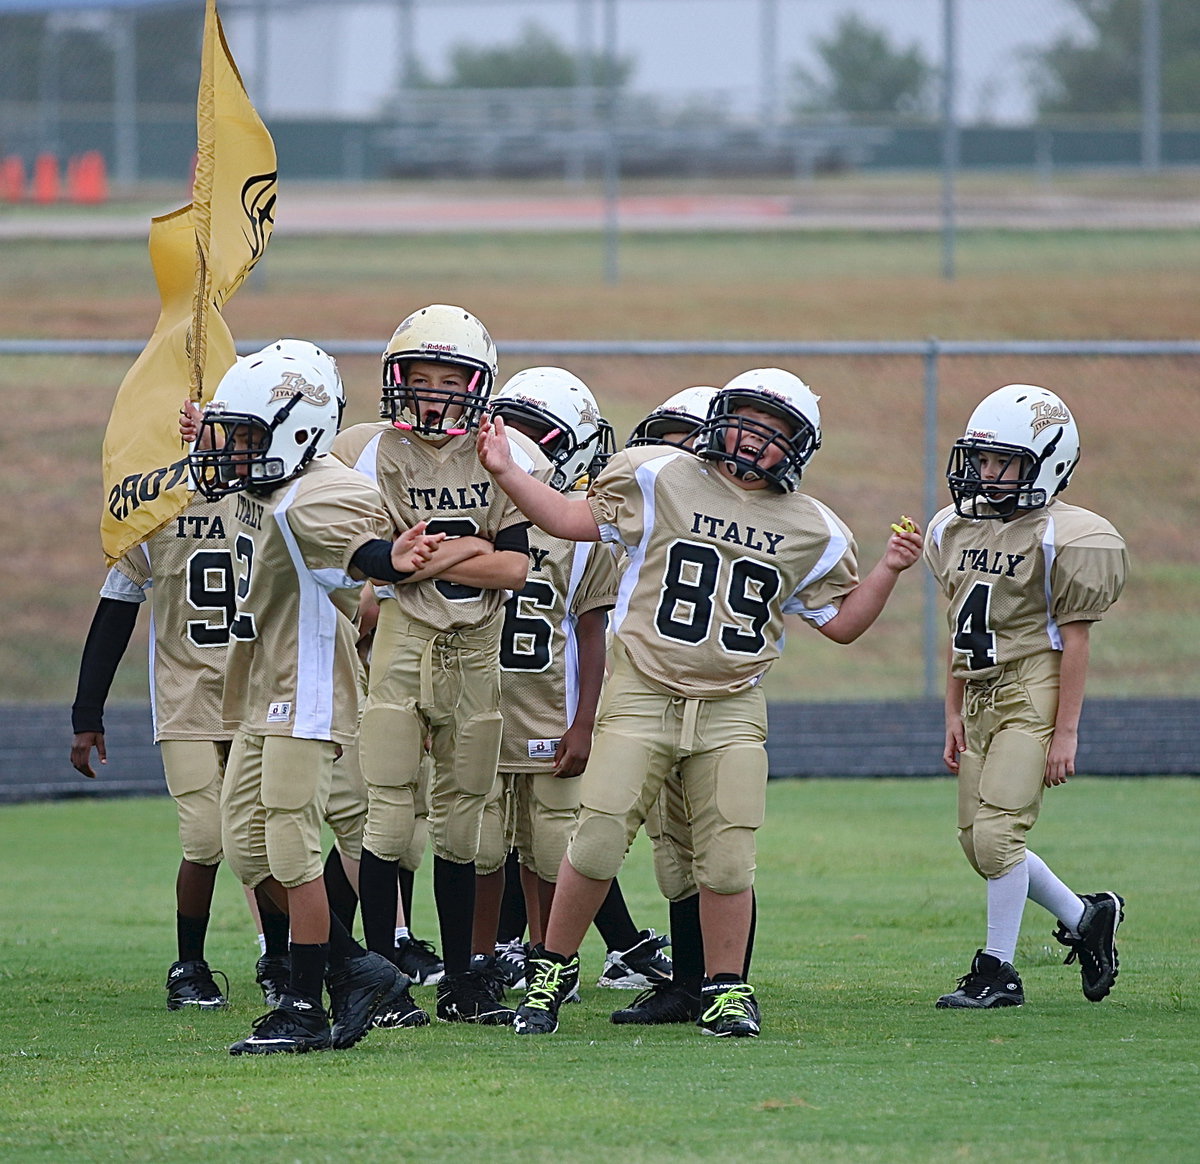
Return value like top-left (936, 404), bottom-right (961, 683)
top-left (818, 520), bottom-right (923, 644)
top-left (477, 415), bottom-right (601, 542)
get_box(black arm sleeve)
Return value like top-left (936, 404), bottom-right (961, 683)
top-left (71, 597), bottom-right (140, 735)
top-left (494, 522), bottom-right (531, 555)
top-left (350, 539), bottom-right (414, 584)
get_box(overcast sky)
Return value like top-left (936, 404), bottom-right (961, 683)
top-left (225, 0), bottom-right (1092, 123)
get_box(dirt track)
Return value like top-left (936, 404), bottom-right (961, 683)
top-left (2, 180), bottom-right (1198, 239)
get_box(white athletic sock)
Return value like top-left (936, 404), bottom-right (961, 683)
top-left (1025, 850), bottom-right (1085, 934)
top-left (984, 860), bottom-right (1029, 964)
top-left (395, 926), bottom-right (410, 945)
top-left (256, 932), bottom-right (267, 957)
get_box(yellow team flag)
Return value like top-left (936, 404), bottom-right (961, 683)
top-left (100, 0), bottom-right (276, 564)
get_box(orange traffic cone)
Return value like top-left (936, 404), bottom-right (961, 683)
top-left (70, 150), bottom-right (109, 205)
top-left (0, 155), bottom-right (25, 202)
top-left (31, 152), bottom-right (60, 204)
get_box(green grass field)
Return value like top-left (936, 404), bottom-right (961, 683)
top-left (2, 778), bottom-right (1197, 1162)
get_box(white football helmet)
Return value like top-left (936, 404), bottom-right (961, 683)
top-left (626, 385), bottom-right (718, 449)
top-left (947, 383), bottom-right (1080, 519)
top-left (257, 338), bottom-right (345, 435)
top-left (191, 350), bottom-right (339, 499)
top-left (695, 368), bottom-right (822, 493)
top-left (380, 303), bottom-right (498, 437)
top-left (490, 367), bottom-right (615, 492)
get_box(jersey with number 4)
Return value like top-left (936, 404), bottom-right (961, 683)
top-left (333, 422), bottom-right (549, 630)
top-left (222, 456), bottom-right (393, 744)
top-left (924, 499), bottom-right (1128, 681)
top-left (498, 492), bottom-right (621, 771)
top-left (588, 447), bottom-right (860, 698)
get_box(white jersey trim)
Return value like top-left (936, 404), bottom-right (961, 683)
top-left (1041, 512), bottom-right (1062, 651)
top-left (780, 497), bottom-right (850, 626)
top-left (608, 451), bottom-right (680, 638)
top-left (929, 509), bottom-right (955, 551)
top-left (274, 480), bottom-right (339, 741)
top-left (560, 539), bottom-right (594, 726)
top-left (100, 566), bottom-right (147, 603)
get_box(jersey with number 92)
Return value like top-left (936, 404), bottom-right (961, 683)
top-left (588, 447), bottom-right (860, 699)
top-left (924, 499), bottom-right (1127, 681)
top-left (107, 494), bottom-right (240, 741)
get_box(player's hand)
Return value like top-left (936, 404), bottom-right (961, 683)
top-left (391, 521), bottom-right (445, 574)
top-left (553, 723), bottom-right (591, 778)
top-left (1044, 728), bottom-right (1077, 787)
top-left (179, 399), bottom-right (202, 444)
top-left (71, 731), bottom-right (105, 779)
top-left (476, 415), bottom-right (514, 479)
top-left (884, 515), bottom-right (923, 572)
top-left (942, 714), bottom-right (965, 774)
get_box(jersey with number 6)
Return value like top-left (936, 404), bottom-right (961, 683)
top-left (924, 499), bottom-right (1128, 681)
top-left (498, 492), bottom-right (621, 771)
top-left (104, 494), bottom-right (240, 741)
top-left (333, 422), bottom-right (551, 630)
top-left (588, 447), bottom-right (860, 698)
top-left (221, 456), bottom-right (393, 745)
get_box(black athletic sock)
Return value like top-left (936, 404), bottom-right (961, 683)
top-left (358, 848), bottom-right (400, 959)
top-left (668, 894), bottom-right (704, 996)
top-left (289, 942), bottom-right (329, 1006)
top-left (592, 877), bottom-right (640, 952)
top-left (743, 889), bottom-right (757, 981)
top-left (323, 847), bottom-right (359, 936)
top-left (433, 855), bottom-right (476, 975)
top-left (496, 849), bottom-right (527, 944)
top-left (396, 866), bottom-right (415, 930)
top-left (710, 972), bottom-right (743, 986)
top-left (176, 912), bottom-right (209, 964)
top-left (255, 887), bottom-right (291, 959)
top-left (325, 911), bottom-right (366, 971)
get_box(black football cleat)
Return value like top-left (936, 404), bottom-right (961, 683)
top-left (325, 951), bottom-right (402, 1049)
top-left (254, 953), bottom-right (291, 1010)
top-left (936, 950), bottom-right (1025, 1009)
top-left (229, 994), bottom-right (331, 1056)
top-left (611, 980), bottom-right (701, 1025)
top-left (166, 959), bottom-right (229, 1011)
top-left (696, 979), bottom-right (761, 1037)
top-left (1054, 891), bottom-right (1125, 1002)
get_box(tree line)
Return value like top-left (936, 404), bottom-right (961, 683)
top-left (2, 1), bottom-right (1198, 120)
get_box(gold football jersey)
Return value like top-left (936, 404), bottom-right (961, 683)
top-left (498, 490), bottom-right (621, 771)
top-left (588, 447), bottom-right (860, 698)
top-left (221, 456), bottom-right (392, 744)
top-left (924, 499), bottom-right (1128, 680)
top-left (106, 494), bottom-right (239, 741)
top-left (333, 422), bottom-right (551, 630)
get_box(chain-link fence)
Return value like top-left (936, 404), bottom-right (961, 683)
top-left (3, 339), bottom-right (1196, 708)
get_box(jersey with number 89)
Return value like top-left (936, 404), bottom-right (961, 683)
top-left (588, 447), bottom-right (860, 699)
top-left (924, 499), bottom-right (1127, 681)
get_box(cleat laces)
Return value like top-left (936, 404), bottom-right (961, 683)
top-left (524, 961), bottom-right (569, 1012)
top-left (700, 982), bottom-right (756, 1024)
